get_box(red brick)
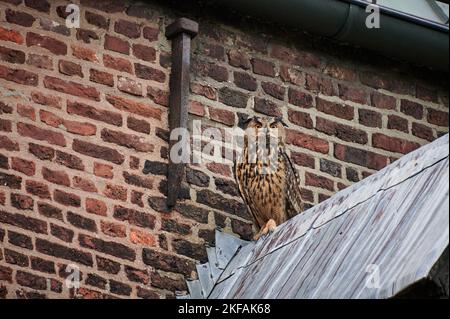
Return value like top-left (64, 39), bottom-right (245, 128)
top-left (290, 151), bottom-right (315, 169)
top-left (123, 172), bottom-right (153, 189)
top-left (127, 117), bottom-right (150, 134)
top-left (372, 133), bottom-right (420, 154)
top-left (288, 88), bottom-right (313, 108)
top-left (85, 11), bottom-right (110, 29)
top-left (26, 32), bottom-right (67, 55)
top-left (89, 69), bottom-right (114, 86)
top-left (0, 26), bottom-right (24, 44)
top-left (86, 198), bottom-right (107, 216)
top-left (73, 139), bottom-right (125, 165)
top-left (132, 44), bottom-right (156, 62)
top-left (17, 104), bottom-right (35, 121)
top-left (234, 72), bottom-right (257, 91)
top-left (115, 19), bottom-right (140, 38)
top-left (191, 83), bottom-right (216, 100)
top-left (73, 176), bottom-right (97, 193)
top-left (0, 135), bottom-right (19, 151)
top-left (316, 98), bottom-right (354, 120)
top-left (130, 229), bottom-right (156, 247)
top-left (305, 73), bottom-right (335, 96)
top-left (400, 100), bottom-right (424, 119)
top-left (76, 29), bottom-right (99, 44)
top-left (43, 76), bottom-right (100, 101)
top-left (29, 143), bottom-right (54, 161)
top-left (143, 26), bottom-right (159, 42)
top-left (103, 54), bottom-right (132, 73)
top-left (0, 45), bottom-right (25, 64)
top-left (38, 202), bottom-right (62, 220)
top-left (412, 123), bottom-right (434, 141)
top-left (11, 157), bottom-right (35, 176)
top-left (40, 109), bottom-right (96, 136)
top-left (254, 97), bottom-right (281, 117)
top-left (279, 66), bottom-right (304, 86)
top-left (101, 221), bottom-right (126, 238)
top-left (54, 189), bottom-right (80, 207)
top-left (358, 109), bottom-right (382, 128)
top-left (135, 63), bottom-right (166, 83)
top-left (117, 76), bottom-right (143, 96)
top-left (387, 115), bottom-right (409, 133)
top-left (209, 107), bottom-right (235, 126)
top-left (305, 172), bottom-right (334, 191)
top-left (55, 151), bottom-right (85, 171)
top-left (316, 117), bottom-right (368, 144)
top-left (371, 92), bottom-right (396, 110)
top-left (104, 35), bottom-right (129, 55)
top-left (228, 49), bottom-right (251, 70)
top-left (67, 100), bottom-right (122, 126)
top-left (71, 44), bottom-right (99, 62)
top-left (189, 101), bottom-right (206, 117)
top-left (5, 9), bottom-right (35, 27)
top-left (0, 65), bottom-right (38, 86)
top-left (42, 167), bottom-right (70, 187)
top-left (288, 109), bottom-right (313, 129)
top-left (103, 184), bottom-right (127, 201)
top-left (11, 193), bottom-right (34, 211)
top-left (286, 130), bottom-right (329, 154)
top-left (251, 58), bottom-right (275, 77)
top-left (101, 128), bottom-right (154, 152)
top-left (106, 94), bottom-right (162, 120)
top-left (324, 64), bottom-right (357, 81)
top-left (427, 109), bottom-right (449, 127)
top-left (59, 60), bottom-right (83, 77)
top-left (334, 144), bottom-right (388, 170)
top-left (25, 180), bottom-right (50, 199)
top-left (0, 119), bottom-right (12, 132)
top-left (360, 71), bottom-right (413, 95)
top-left (31, 91), bottom-right (61, 109)
top-left (25, 0), bottom-right (50, 12)
top-left (339, 84), bottom-right (368, 104)
top-left (416, 85), bottom-right (438, 103)
top-left (193, 60), bottom-right (228, 82)
top-left (131, 190), bottom-right (144, 207)
top-left (147, 87), bottom-right (169, 107)
top-left (94, 162), bottom-right (113, 179)
top-left (79, 233), bottom-right (135, 261)
top-left (17, 122), bottom-right (66, 146)
top-left (262, 82), bottom-right (285, 101)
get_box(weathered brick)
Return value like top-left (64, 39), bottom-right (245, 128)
top-left (103, 54), bottom-right (133, 73)
top-left (234, 72), bottom-right (257, 91)
top-left (26, 53), bottom-right (53, 70)
top-left (0, 172), bottom-right (22, 189)
top-left (305, 172), bottom-right (334, 191)
top-left (0, 265), bottom-right (13, 283)
top-left (104, 35), bottom-right (129, 55)
top-left (0, 210), bottom-right (47, 234)
top-left (54, 189), bottom-right (80, 207)
top-left (197, 189), bottom-right (248, 220)
top-left (400, 100), bottom-right (423, 119)
top-left (26, 32), bottom-right (67, 55)
top-left (324, 64), bottom-right (357, 82)
top-left (0, 135), bottom-right (19, 151)
top-left (130, 228), bottom-right (156, 247)
top-left (5, 249), bottom-right (29, 267)
top-left (17, 122), bottom-right (65, 147)
top-left (228, 49), bottom-right (251, 70)
top-left (30, 256), bottom-right (55, 274)
top-left (76, 29), bottom-right (99, 44)
top-left (172, 239), bottom-right (207, 263)
top-left (8, 231), bottom-right (33, 250)
top-left (412, 123), bottom-right (434, 141)
top-left (288, 109), bottom-right (313, 129)
top-left (17, 104), bottom-right (35, 121)
top-left (143, 26), bottom-right (159, 42)
top-left (291, 151), bottom-right (315, 168)
top-left (387, 115), bottom-right (409, 133)
top-left (36, 238), bottom-right (92, 266)
top-left (117, 76), bottom-right (143, 96)
top-left (372, 133), bottom-right (420, 154)
top-left (115, 19), bottom-right (140, 38)
top-left (209, 107), bottom-right (235, 126)
top-left (31, 91), bottom-right (61, 109)
top-left (11, 157), bottom-right (35, 176)
top-left (316, 118), bottom-right (368, 144)
top-left (371, 92), bottom-right (396, 110)
top-left (316, 98), bottom-right (354, 120)
top-left (25, 0), bottom-right (50, 12)
top-left (86, 273), bottom-right (107, 289)
top-left (251, 58), bottom-right (275, 77)
top-left (0, 26), bottom-right (24, 44)
top-left (79, 234), bottom-right (136, 261)
top-left (5, 9), bottom-right (36, 27)
top-left (320, 159), bottom-right (342, 178)
top-left (72, 44), bottom-right (99, 62)
top-left (334, 144), bottom-right (388, 170)
top-left (427, 109), bottom-right (449, 127)
top-left (142, 249), bottom-right (195, 276)
top-left (101, 128), bottom-right (154, 153)
top-left (0, 154), bottom-right (8, 169)
top-left (59, 60), bottom-right (83, 78)
top-left (43, 76), bottom-right (100, 101)
top-left (85, 11), bottom-right (110, 29)
top-left (132, 43), bottom-right (156, 62)
top-left (127, 117), bottom-right (151, 134)
top-left (0, 65), bottom-right (38, 86)
top-left (113, 205), bottom-right (155, 229)
top-left (359, 109), bottom-right (382, 128)
top-left (11, 193), bottom-right (34, 211)
top-left (0, 46), bottom-right (25, 64)
top-left (262, 82), bottom-right (285, 100)
top-left (86, 198), bottom-right (107, 216)
top-left (286, 130), bottom-right (329, 154)
top-left (96, 256), bottom-right (120, 274)
top-left (101, 220), bottom-right (126, 238)
top-left (123, 171), bottom-right (153, 189)
top-left (67, 100), bottom-right (122, 126)
top-left (73, 139), bottom-right (124, 165)
top-left (25, 180), bottom-right (50, 199)
top-left (50, 224), bottom-right (74, 242)
top-left (42, 167), bottom-right (70, 187)
top-left (73, 176), bottom-right (97, 193)
top-left (135, 63), bottom-right (165, 83)
top-left (55, 150), bottom-right (85, 171)
top-left (254, 97), bottom-right (281, 117)
top-left (103, 184), bottom-right (127, 201)
top-left (38, 202), bottom-right (63, 220)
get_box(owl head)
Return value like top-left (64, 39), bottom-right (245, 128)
top-left (242, 116), bottom-right (288, 146)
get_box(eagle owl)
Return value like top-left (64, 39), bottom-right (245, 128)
top-left (234, 117), bottom-right (304, 241)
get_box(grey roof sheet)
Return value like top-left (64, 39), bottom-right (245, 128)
top-left (180, 134), bottom-right (449, 299)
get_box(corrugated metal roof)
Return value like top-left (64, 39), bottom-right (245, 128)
top-left (178, 134), bottom-right (449, 299)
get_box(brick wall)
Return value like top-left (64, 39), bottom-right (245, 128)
top-left (0, 0), bottom-right (448, 299)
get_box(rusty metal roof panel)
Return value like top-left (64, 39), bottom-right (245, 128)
top-left (206, 134), bottom-right (449, 299)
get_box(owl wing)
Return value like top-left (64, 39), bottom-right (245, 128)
top-left (233, 161), bottom-right (260, 230)
top-left (281, 150), bottom-right (304, 218)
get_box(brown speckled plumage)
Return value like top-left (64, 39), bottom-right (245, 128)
top-left (235, 117), bottom-right (304, 240)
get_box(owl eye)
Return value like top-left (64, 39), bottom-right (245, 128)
top-left (270, 123), bottom-right (278, 128)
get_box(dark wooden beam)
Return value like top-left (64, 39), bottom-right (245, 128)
top-left (165, 18), bottom-right (198, 208)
